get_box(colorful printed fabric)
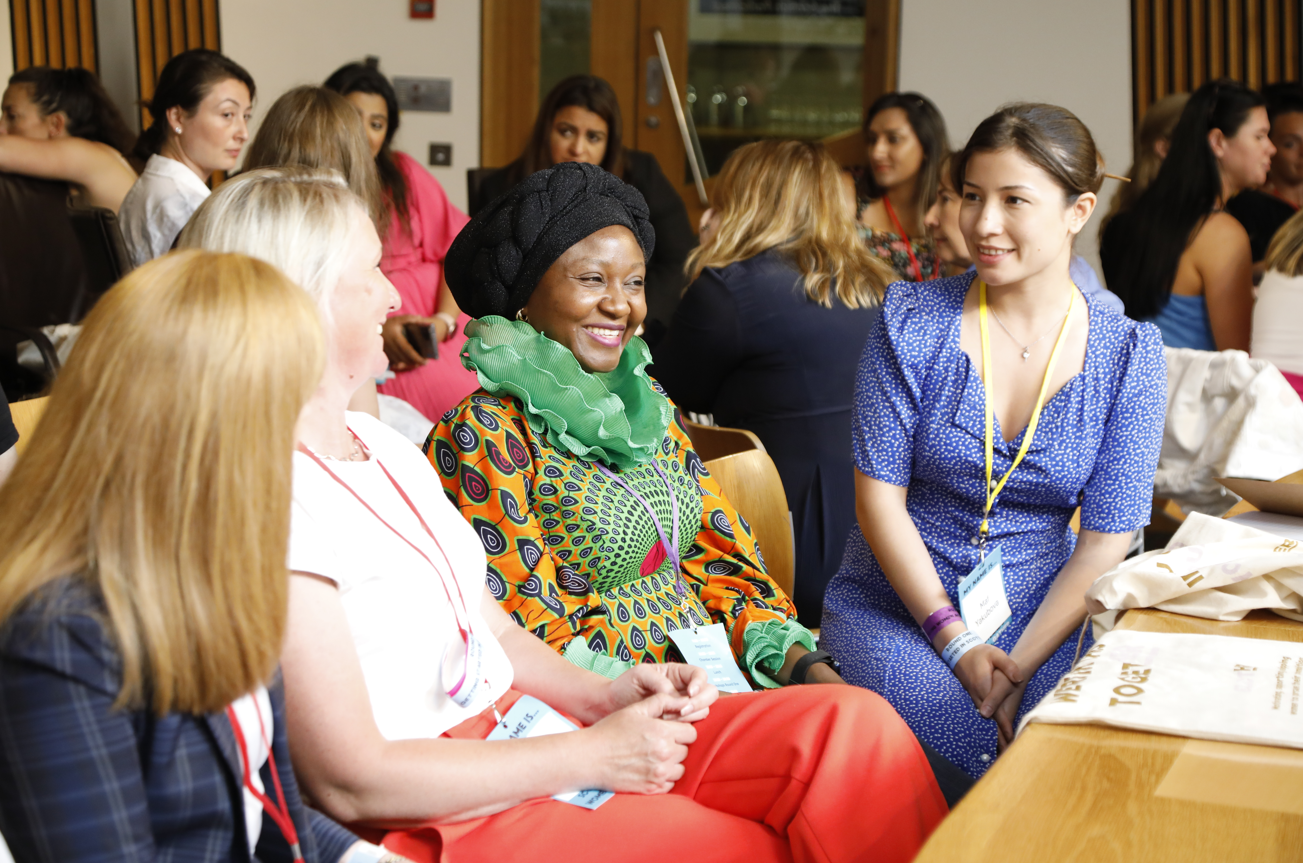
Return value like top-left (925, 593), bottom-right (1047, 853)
top-left (426, 390), bottom-right (802, 682)
top-left (859, 225), bottom-right (939, 283)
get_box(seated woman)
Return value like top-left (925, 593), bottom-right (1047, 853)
top-left (1100, 79), bottom-right (1271, 351)
top-left (1254, 209), bottom-right (1303, 398)
top-left (477, 75), bottom-right (694, 345)
top-left (0, 250), bottom-right (398, 863)
top-left (857, 92), bottom-right (948, 282)
top-left (242, 84), bottom-right (388, 419)
top-left (821, 104), bottom-right (1166, 779)
top-left (0, 66), bottom-right (137, 212)
top-left (652, 140), bottom-right (894, 625)
top-left (325, 62), bottom-right (478, 422)
top-left (181, 165), bottom-right (948, 863)
top-left (923, 152), bottom-right (973, 277)
top-left (118, 49), bottom-right (254, 267)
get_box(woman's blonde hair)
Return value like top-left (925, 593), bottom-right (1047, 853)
top-left (242, 85), bottom-right (388, 238)
top-left (1265, 208), bottom-right (1303, 276)
top-left (687, 140), bottom-right (893, 308)
top-left (1104, 92), bottom-right (1189, 224)
top-left (179, 166), bottom-right (362, 308)
top-left (0, 251), bottom-right (324, 715)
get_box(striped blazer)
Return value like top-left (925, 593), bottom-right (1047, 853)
top-left (0, 579), bottom-right (358, 862)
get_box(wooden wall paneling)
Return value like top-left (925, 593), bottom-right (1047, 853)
top-left (1190, 0), bottom-right (1205, 90)
top-left (864, 0), bottom-right (900, 102)
top-left (29, 0), bottom-right (47, 65)
top-left (167, 0), bottom-right (184, 56)
top-left (1286, 0), bottom-right (1299, 82)
top-left (1245, 0), bottom-right (1260, 88)
top-left (480, 0), bottom-right (540, 168)
top-left (1134, 0), bottom-right (1150, 123)
top-left (61, 0), bottom-right (78, 69)
top-left (150, 0), bottom-right (168, 80)
top-left (200, 0), bottom-right (218, 49)
top-left (134, 0), bottom-right (155, 127)
top-left (1153, 0), bottom-right (1168, 98)
top-left (13, 0), bottom-right (31, 69)
top-left (77, 0), bottom-right (96, 70)
top-left (1265, 0), bottom-right (1280, 81)
top-left (590, 0), bottom-right (638, 146)
top-left (184, 0), bottom-right (201, 49)
top-left (1226, 0), bottom-right (1241, 81)
top-left (1172, 0), bottom-right (1187, 92)
top-left (1208, 0), bottom-right (1224, 77)
top-left (43, 0), bottom-right (62, 67)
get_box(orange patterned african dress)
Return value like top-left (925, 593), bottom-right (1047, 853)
top-left (426, 390), bottom-right (799, 677)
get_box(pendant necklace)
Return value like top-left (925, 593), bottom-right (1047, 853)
top-left (987, 290), bottom-right (1074, 362)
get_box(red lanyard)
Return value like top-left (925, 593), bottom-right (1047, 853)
top-left (224, 697), bottom-right (301, 861)
top-left (298, 431), bottom-right (473, 638)
top-left (883, 197), bottom-right (934, 282)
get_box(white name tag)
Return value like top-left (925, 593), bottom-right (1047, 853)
top-left (667, 623), bottom-right (752, 693)
top-left (486, 695), bottom-right (615, 809)
top-left (958, 546), bottom-right (1012, 644)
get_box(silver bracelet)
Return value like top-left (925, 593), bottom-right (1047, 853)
top-left (433, 312), bottom-right (458, 341)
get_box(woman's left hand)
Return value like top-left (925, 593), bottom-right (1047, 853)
top-left (605, 663), bottom-right (718, 723)
top-left (993, 678), bottom-right (1029, 752)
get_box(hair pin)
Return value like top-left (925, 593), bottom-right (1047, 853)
top-left (1103, 173), bottom-right (1132, 183)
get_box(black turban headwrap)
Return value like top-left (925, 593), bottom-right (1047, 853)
top-left (444, 161), bottom-right (656, 319)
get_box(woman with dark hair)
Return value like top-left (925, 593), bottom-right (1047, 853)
top-left (325, 62), bottom-right (477, 422)
top-left (1100, 78), bottom-right (1271, 351)
top-left (118, 48), bottom-right (255, 267)
top-left (857, 92), bottom-right (949, 282)
top-left (476, 75), bottom-right (695, 345)
top-left (1225, 83), bottom-right (1303, 263)
top-left (0, 67), bottom-right (138, 211)
top-left (822, 103), bottom-right (1165, 779)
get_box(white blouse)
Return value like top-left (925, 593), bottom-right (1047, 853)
top-left (1252, 270), bottom-right (1303, 376)
top-left (288, 412), bottom-right (514, 740)
top-left (117, 154), bottom-right (211, 268)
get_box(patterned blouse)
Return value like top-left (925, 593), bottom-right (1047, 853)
top-left (426, 391), bottom-right (801, 679)
top-left (860, 225), bottom-right (940, 283)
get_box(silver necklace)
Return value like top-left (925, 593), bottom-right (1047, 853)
top-left (988, 292), bottom-right (1074, 362)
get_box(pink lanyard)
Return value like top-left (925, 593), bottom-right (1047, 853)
top-left (224, 698), bottom-right (301, 861)
top-left (883, 197), bottom-right (935, 282)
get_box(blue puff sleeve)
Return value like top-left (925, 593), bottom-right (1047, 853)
top-left (1080, 321), bottom-right (1167, 532)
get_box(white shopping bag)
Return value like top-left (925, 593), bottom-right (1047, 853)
top-left (1019, 629), bottom-right (1303, 749)
top-left (1086, 511), bottom-right (1303, 632)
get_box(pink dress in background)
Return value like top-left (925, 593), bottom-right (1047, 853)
top-left (377, 151), bottom-right (477, 421)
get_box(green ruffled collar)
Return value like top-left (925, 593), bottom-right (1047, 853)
top-left (460, 316), bottom-right (672, 470)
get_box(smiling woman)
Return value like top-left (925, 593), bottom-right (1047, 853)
top-left (821, 103), bottom-right (1167, 780)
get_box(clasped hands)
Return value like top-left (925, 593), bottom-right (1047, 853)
top-left (947, 638), bottom-right (1028, 752)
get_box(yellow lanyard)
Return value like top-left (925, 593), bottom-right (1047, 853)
top-left (978, 280), bottom-right (1077, 553)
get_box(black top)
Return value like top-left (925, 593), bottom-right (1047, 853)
top-left (1226, 189), bottom-right (1298, 261)
top-left (651, 249), bottom-right (880, 623)
top-left (0, 382), bottom-right (17, 457)
top-left (476, 150), bottom-right (696, 345)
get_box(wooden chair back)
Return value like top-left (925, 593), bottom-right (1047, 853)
top-left (683, 419), bottom-right (765, 462)
top-left (9, 396), bottom-right (48, 456)
top-left (703, 448), bottom-right (795, 602)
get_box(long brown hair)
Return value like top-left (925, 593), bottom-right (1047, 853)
top-left (687, 140), bottom-right (893, 309)
top-left (1103, 92), bottom-right (1189, 224)
top-left (511, 75), bottom-right (626, 181)
top-left (0, 251), bottom-right (324, 715)
top-left (243, 85), bottom-right (388, 239)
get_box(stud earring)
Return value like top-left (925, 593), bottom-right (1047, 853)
top-left (174, 126), bottom-right (182, 134)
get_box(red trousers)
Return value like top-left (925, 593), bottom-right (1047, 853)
top-left (379, 685), bottom-right (946, 863)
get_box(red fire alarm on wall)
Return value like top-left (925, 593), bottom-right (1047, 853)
top-left (410, 0), bottom-right (434, 18)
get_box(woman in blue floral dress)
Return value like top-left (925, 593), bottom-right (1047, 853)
top-left (821, 104), bottom-right (1166, 779)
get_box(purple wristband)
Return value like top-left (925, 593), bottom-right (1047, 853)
top-left (922, 606), bottom-right (962, 642)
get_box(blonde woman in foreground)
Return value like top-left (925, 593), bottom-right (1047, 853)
top-left (653, 139), bottom-right (896, 624)
top-left (0, 251), bottom-right (404, 862)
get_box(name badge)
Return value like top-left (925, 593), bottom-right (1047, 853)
top-left (957, 546), bottom-right (1012, 644)
top-left (486, 695), bottom-right (614, 809)
top-left (442, 632), bottom-right (485, 709)
top-left (667, 622), bottom-right (752, 694)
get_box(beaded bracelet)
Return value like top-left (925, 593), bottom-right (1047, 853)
top-left (941, 630), bottom-right (983, 670)
top-left (922, 606), bottom-right (962, 642)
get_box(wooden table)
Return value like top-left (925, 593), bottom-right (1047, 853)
top-left (915, 608), bottom-right (1303, 863)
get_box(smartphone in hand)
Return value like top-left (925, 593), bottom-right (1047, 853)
top-left (403, 322), bottom-right (439, 360)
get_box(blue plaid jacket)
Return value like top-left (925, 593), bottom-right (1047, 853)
top-left (0, 580), bottom-right (359, 862)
